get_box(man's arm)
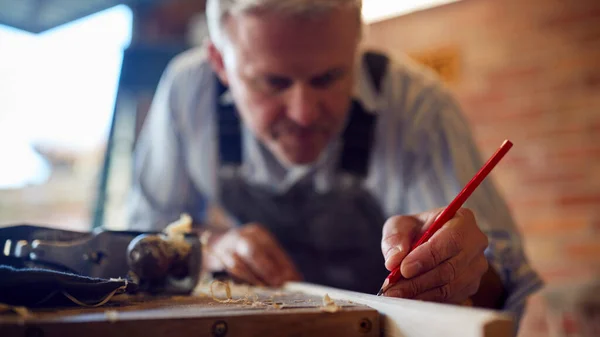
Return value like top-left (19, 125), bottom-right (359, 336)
top-left (408, 91), bottom-right (542, 315)
top-left (127, 59), bottom-right (208, 231)
top-left (378, 71), bottom-right (543, 323)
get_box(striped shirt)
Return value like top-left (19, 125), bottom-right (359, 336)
top-left (128, 47), bottom-right (543, 324)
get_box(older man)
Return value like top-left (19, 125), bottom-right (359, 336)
top-left (128, 0), bottom-right (542, 325)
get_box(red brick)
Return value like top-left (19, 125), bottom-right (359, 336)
top-left (366, 0), bottom-right (600, 291)
top-left (549, 146), bottom-right (600, 162)
top-left (468, 106), bottom-right (546, 125)
top-left (540, 7), bottom-right (600, 28)
top-left (519, 171), bottom-right (586, 185)
top-left (538, 264), bottom-right (600, 283)
top-left (594, 218), bottom-right (600, 232)
top-left (553, 50), bottom-right (600, 72)
top-left (525, 239), bottom-right (566, 267)
top-left (497, 154), bottom-right (528, 167)
top-left (521, 217), bottom-right (590, 236)
top-left (460, 90), bottom-right (507, 110)
top-left (584, 72), bottom-right (600, 89)
top-left (523, 123), bottom-right (594, 141)
top-left (559, 193), bottom-right (600, 207)
top-left (486, 65), bottom-right (544, 87)
top-left (506, 195), bottom-right (557, 211)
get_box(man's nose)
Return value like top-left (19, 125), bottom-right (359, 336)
top-left (287, 84), bottom-right (320, 127)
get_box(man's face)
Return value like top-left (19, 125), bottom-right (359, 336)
top-left (209, 7), bottom-right (361, 165)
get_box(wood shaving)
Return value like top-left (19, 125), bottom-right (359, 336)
top-left (209, 280), bottom-right (257, 305)
top-left (244, 293), bottom-right (260, 305)
top-left (251, 301), bottom-right (264, 308)
top-left (271, 302), bottom-right (284, 309)
top-left (0, 303), bottom-right (32, 318)
top-left (210, 280), bottom-right (235, 303)
top-left (163, 214), bottom-right (193, 257)
top-left (164, 214), bottom-right (193, 239)
top-left (320, 294), bottom-right (341, 313)
top-left (61, 282), bottom-right (128, 308)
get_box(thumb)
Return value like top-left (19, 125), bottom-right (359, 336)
top-left (381, 215), bottom-right (421, 271)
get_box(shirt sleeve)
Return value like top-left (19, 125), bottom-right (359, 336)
top-left (400, 87), bottom-right (544, 325)
top-left (126, 60), bottom-right (208, 231)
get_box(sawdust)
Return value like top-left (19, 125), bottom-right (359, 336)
top-left (320, 294), bottom-right (341, 313)
top-left (207, 280), bottom-right (285, 309)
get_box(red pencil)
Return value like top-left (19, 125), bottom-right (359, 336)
top-left (376, 139), bottom-right (514, 296)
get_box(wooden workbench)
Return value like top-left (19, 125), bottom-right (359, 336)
top-left (0, 281), bottom-right (513, 337)
top-left (0, 281), bottom-right (378, 337)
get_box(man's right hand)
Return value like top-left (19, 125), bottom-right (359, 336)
top-left (205, 223), bottom-right (303, 287)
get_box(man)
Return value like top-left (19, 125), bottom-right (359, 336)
top-left (128, 0), bottom-right (542, 326)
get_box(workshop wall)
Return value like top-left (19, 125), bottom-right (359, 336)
top-left (363, 0), bottom-right (600, 335)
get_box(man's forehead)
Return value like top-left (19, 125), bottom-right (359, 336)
top-left (222, 7), bottom-right (361, 69)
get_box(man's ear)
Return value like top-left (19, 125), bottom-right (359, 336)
top-left (206, 40), bottom-right (229, 86)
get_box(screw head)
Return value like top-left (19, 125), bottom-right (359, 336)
top-left (212, 320), bottom-right (228, 337)
top-left (358, 318), bottom-right (372, 333)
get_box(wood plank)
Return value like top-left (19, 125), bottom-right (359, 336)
top-left (285, 282), bottom-right (514, 337)
top-left (0, 282), bottom-right (380, 337)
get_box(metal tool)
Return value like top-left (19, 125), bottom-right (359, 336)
top-left (0, 224), bottom-right (202, 295)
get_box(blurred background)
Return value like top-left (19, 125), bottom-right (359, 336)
top-left (0, 0), bottom-right (598, 335)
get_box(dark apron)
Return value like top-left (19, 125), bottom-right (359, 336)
top-left (215, 52), bottom-right (391, 294)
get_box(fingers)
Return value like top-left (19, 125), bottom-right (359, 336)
top-left (382, 208), bottom-right (490, 305)
top-left (384, 252), bottom-right (487, 304)
top-left (384, 251), bottom-right (463, 298)
top-left (268, 249), bottom-right (303, 282)
top-left (400, 208), bottom-right (487, 279)
top-left (413, 254), bottom-right (488, 304)
top-left (252, 226), bottom-right (303, 282)
top-left (381, 216), bottom-right (421, 271)
top-left (212, 224), bottom-right (302, 287)
top-left (220, 251), bottom-right (266, 286)
top-left (235, 239), bottom-right (278, 284)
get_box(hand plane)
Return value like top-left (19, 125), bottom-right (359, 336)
top-left (0, 219), bottom-right (202, 295)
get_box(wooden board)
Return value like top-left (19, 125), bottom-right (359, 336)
top-left (0, 282), bottom-right (379, 337)
top-left (285, 282), bottom-right (514, 337)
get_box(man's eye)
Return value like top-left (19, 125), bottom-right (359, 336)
top-left (310, 71), bottom-right (344, 89)
top-left (266, 76), bottom-right (292, 91)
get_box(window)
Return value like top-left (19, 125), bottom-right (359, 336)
top-left (0, 5), bottom-right (132, 231)
top-left (362, 0), bottom-right (460, 23)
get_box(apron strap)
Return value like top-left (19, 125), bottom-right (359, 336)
top-left (216, 77), bottom-right (242, 166)
top-left (338, 101), bottom-right (376, 177)
top-left (216, 50), bottom-right (389, 177)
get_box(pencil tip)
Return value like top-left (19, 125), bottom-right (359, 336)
top-left (376, 278), bottom-right (389, 296)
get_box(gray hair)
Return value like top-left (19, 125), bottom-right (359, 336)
top-left (206, 0), bottom-right (363, 51)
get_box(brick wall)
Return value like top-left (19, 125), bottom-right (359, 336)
top-left (364, 0), bottom-right (600, 336)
